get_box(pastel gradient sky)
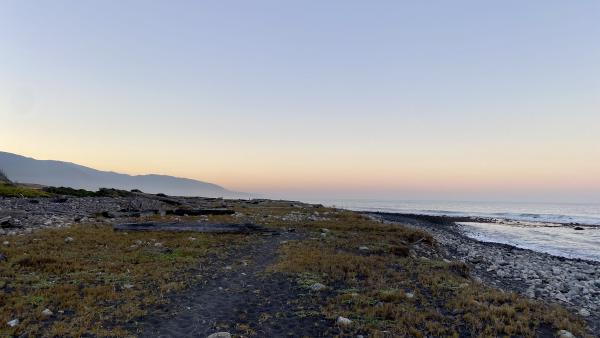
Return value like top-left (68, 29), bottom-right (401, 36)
top-left (1, 1), bottom-right (599, 202)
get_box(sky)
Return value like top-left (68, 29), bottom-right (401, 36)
top-left (1, 1), bottom-right (599, 202)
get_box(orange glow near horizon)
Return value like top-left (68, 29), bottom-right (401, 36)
top-left (2, 137), bottom-right (598, 198)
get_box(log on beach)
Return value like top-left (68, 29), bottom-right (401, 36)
top-left (165, 208), bottom-right (235, 216)
top-left (113, 221), bottom-right (270, 234)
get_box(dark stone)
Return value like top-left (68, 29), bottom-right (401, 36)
top-left (1, 219), bottom-right (13, 228)
top-left (101, 211), bottom-right (117, 218)
top-left (53, 197), bottom-right (69, 203)
top-left (29, 199), bottom-right (40, 204)
top-left (157, 198), bottom-right (182, 206)
top-left (0, 253), bottom-right (7, 262)
top-left (166, 208), bottom-right (235, 216)
top-left (114, 222), bottom-right (273, 234)
top-left (574, 226), bottom-right (585, 230)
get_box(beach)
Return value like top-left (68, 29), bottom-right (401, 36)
top-left (369, 212), bottom-right (600, 334)
top-left (1, 193), bottom-right (596, 336)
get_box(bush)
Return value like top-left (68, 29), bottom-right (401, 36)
top-left (42, 187), bottom-right (133, 198)
top-left (43, 187), bottom-right (97, 197)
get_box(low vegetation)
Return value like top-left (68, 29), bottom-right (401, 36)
top-left (0, 223), bottom-right (249, 336)
top-left (41, 187), bottom-right (135, 198)
top-left (0, 183), bottom-right (51, 198)
top-left (0, 199), bottom-right (590, 337)
top-left (0, 184), bottom-right (138, 198)
top-left (269, 210), bottom-right (587, 337)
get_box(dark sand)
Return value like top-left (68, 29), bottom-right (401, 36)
top-left (136, 230), bottom-right (335, 337)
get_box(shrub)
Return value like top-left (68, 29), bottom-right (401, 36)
top-left (42, 187), bottom-right (133, 198)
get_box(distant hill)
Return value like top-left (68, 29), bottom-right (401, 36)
top-left (0, 151), bottom-right (241, 198)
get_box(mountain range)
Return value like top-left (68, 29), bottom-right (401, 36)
top-left (0, 151), bottom-right (242, 198)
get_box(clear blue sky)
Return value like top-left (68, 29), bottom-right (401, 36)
top-left (1, 1), bottom-right (599, 202)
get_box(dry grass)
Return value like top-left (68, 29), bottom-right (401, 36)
top-left (0, 183), bottom-right (51, 198)
top-left (269, 210), bottom-right (588, 337)
top-left (0, 223), bottom-right (248, 336)
top-left (0, 200), bottom-right (590, 337)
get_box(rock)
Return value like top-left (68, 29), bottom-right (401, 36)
top-left (320, 233), bottom-right (327, 238)
top-left (64, 236), bottom-right (74, 243)
top-left (574, 227), bottom-right (584, 230)
top-left (320, 228), bottom-right (330, 233)
top-left (310, 283), bottom-right (327, 291)
top-left (554, 292), bottom-right (569, 303)
top-left (336, 316), bottom-right (352, 326)
top-left (359, 246), bottom-right (369, 251)
top-left (123, 284), bottom-right (134, 289)
top-left (578, 308), bottom-right (590, 317)
top-left (468, 256), bottom-right (483, 264)
top-left (188, 237), bottom-right (196, 241)
top-left (2, 241), bottom-right (8, 246)
top-left (101, 211), bottom-right (117, 218)
top-left (154, 242), bottom-right (163, 247)
top-left (207, 332), bottom-right (231, 338)
top-left (557, 330), bottom-right (576, 338)
top-left (496, 270), bottom-right (509, 278)
top-left (525, 288), bottom-right (536, 298)
top-left (0, 253), bottom-right (6, 261)
top-left (405, 292), bottom-right (414, 299)
top-left (41, 308), bottom-right (53, 317)
top-left (7, 319), bottom-right (19, 327)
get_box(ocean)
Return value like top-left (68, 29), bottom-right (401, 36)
top-left (306, 199), bottom-right (600, 262)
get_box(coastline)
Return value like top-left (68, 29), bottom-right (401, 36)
top-left (1, 194), bottom-right (596, 336)
top-left (367, 212), bottom-right (600, 334)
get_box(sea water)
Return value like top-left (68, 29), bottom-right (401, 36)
top-left (307, 199), bottom-right (600, 262)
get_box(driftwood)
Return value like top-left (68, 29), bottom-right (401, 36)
top-left (113, 221), bottom-right (270, 234)
top-left (165, 208), bottom-right (235, 216)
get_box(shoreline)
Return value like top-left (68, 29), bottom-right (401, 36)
top-left (1, 194), bottom-right (597, 336)
top-left (366, 211), bottom-right (600, 334)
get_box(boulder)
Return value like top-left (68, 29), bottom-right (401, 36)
top-left (336, 316), bottom-right (352, 326)
top-left (578, 308), bottom-right (590, 317)
top-left (557, 330), bottom-right (576, 338)
top-left (207, 333), bottom-right (231, 338)
top-left (310, 283), bottom-right (327, 291)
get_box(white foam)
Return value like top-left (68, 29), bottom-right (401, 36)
top-left (457, 221), bottom-right (600, 262)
